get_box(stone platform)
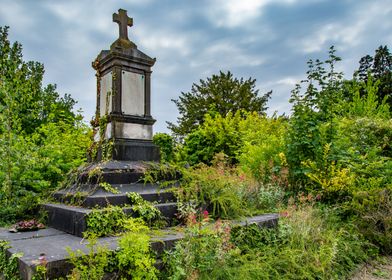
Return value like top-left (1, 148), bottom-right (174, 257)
top-left (0, 214), bottom-right (279, 280)
top-left (43, 161), bottom-right (178, 237)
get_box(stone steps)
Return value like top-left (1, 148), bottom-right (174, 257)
top-left (53, 183), bottom-right (175, 208)
top-left (0, 214), bottom-right (279, 280)
top-left (44, 160), bottom-right (178, 237)
top-left (43, 202), bottom-right (178, 237)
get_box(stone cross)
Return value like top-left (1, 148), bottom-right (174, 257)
top-left (113, 9), bottom-right (133, 41)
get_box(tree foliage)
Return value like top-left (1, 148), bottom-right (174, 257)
top-left (285, 46), bottom-right (392, 252)
top-left (168, 71), bottom-right (271, 137)
top-left (182, 112), bottom-right (243, 165)
top-left (0, 26), bottom-right (91, 224)
top-left (286, 46), bottom-right (344, 186)
top-left (356, 45), bottom-right (392, 109)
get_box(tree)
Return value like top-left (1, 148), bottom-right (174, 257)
top-left (287, 46), bottom-right (344, 187)
top-left (0, 26), bottom-right (91, 224)
top-left (356, 45), bottom-right (392, 109)
top-left (167, 71), bottom-right (271, 137)
top-left (0, 26), bottom-right (79, 135)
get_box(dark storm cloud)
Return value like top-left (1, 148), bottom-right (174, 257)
top-left (0, 0), bottom-right (391, 131)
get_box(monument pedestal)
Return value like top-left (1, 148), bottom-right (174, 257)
top-left (96, 139), bottom-right (160, 161)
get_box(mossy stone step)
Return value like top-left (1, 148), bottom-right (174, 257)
top-left (53, 183), bottom-right (175, 208)
top-left (43, 202), bottom-right (178, 237)
top-left (0, 213), bottom-right (279, 280)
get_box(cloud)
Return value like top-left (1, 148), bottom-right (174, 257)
top-left (0, 2), bottom-right (35, 32)
top-left (293, 1), bottom-right (392, 54)
top-left (1, 0), bottom-right (391, 133)
top-left (206, 0), bottom-right (299, 28)
top-left (134, 28), bottom-right (192, 57)
top-left (190, 41), bottom-right (265, 71)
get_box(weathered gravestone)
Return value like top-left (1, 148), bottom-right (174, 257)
top-left (43, 9), bottom-right (176, 237)
top-left (93, 8), bottom-right (159, 162)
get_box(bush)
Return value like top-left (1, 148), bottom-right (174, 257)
top-left (348, 188), bottom-right (392, 254)
top-left (238, 113), bottom-right (287, 184)
top-left (175, 155), bottom-right (257, 219)
top-left (67, 218), bottom-right (157, 279)
top-left (153, 133), bottom-right (175, 162)
top-left (67, 237), bottom-right (110, 280)
top-left (181, 111), bottom-right (288, 187)
top-left (304, 117), bottom-right (392, 252)
top-left (0, 240), bottom-right (22, 280)
top-left (163, 219), bottom-right (232, 279)
top-left (85, 206), bottom-right (127, 237)
top-left (182, 112), bottom-right (242, 165)
top-left (116, 218), bottom-right (158, 279)
top-left (0, 26), bottom-right (92, 225)
top-left (163, 204), bottom-right (374, 280)
top-left (256, 183), bottom-right (285, 211)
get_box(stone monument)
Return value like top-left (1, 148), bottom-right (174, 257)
top-left (44, 9), bottom-right (176, 237)
top-left (93, 8), bottom-right (159, 162)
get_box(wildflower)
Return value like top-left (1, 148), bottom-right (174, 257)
top-left (188, 213), bottom-right (197, 226)
top-left (202, 210), bottom-right (209, 222)
top-left (39, 253), bottom-right (47, 266)
top-left (280, 211), bottom-right (289, 217)
top-left (214, 218), bottom-right (222, 231)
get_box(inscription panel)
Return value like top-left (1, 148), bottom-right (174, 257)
top-left (99, 72), bottom-right (113, 116)
top-left (122, 71), bottom-right (145, 115)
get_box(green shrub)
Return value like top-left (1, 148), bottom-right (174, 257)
top-left (348, 188), bottom-right (392, 254)
top-left (85, 206), bottom-right (127, 237)
top-left (153, 133), bottom-right (175, 162)
top-left (163, 220), bottom-right (232, 279)
top-left (256, 183), bottom-right (285, 211)
top-left (182, 112), bottom-right (242, 165)
top-left (67, 237), bottom-right (110, 280)
top-left (342, 75), bottom-right (390, 119)
top-left (181, 111), bottom-right (288, 184)
top-left (128, 192), bottom-right (163, 226)
top-left (116, 218), bottom-right (158, 279)
top-left (0, 26), bottom-right (91, 225)
top-left (238, 113), bottom-right (288, 184)
top-left (163, 205), bottom-right (373, 280)
top-left (67, 218), bottom-right (157, 279)
top-left (175, 156), bottom-right (256, 219)
top-left (0, 240), bottom-right (22, 280)
top-left (0, 190), bottom-right (41, 226)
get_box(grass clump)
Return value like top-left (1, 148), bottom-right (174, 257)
top-left (163, 204), bottom-right (376, 280)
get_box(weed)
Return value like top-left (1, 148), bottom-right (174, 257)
top-left (0, 240), bottom-right (22, 280)
top-left (128, 192), bottom-right (163, 226)
top-left (85, 205), bottom-right (126, 237)
top-left (66, 236), bottom-right (110, 280)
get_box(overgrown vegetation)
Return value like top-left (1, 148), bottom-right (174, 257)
top-left (1, 24), bottom-right (391, 279)
top-left (0, 26), bottom-right (91, 226)
top-left (67, 218), bottom-right (157, 280)
top-left (0, 240), bottom-right (22, 280)
top-left (155, 46), bottom-right (391, 279)
top-left (86, 205), bottom-right (128, 237)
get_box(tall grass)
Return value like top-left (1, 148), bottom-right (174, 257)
top-left (165, 204), bottom-right (376, 280)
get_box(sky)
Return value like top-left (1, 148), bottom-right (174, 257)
top-left (1, 0), bottom-right (391, 133)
